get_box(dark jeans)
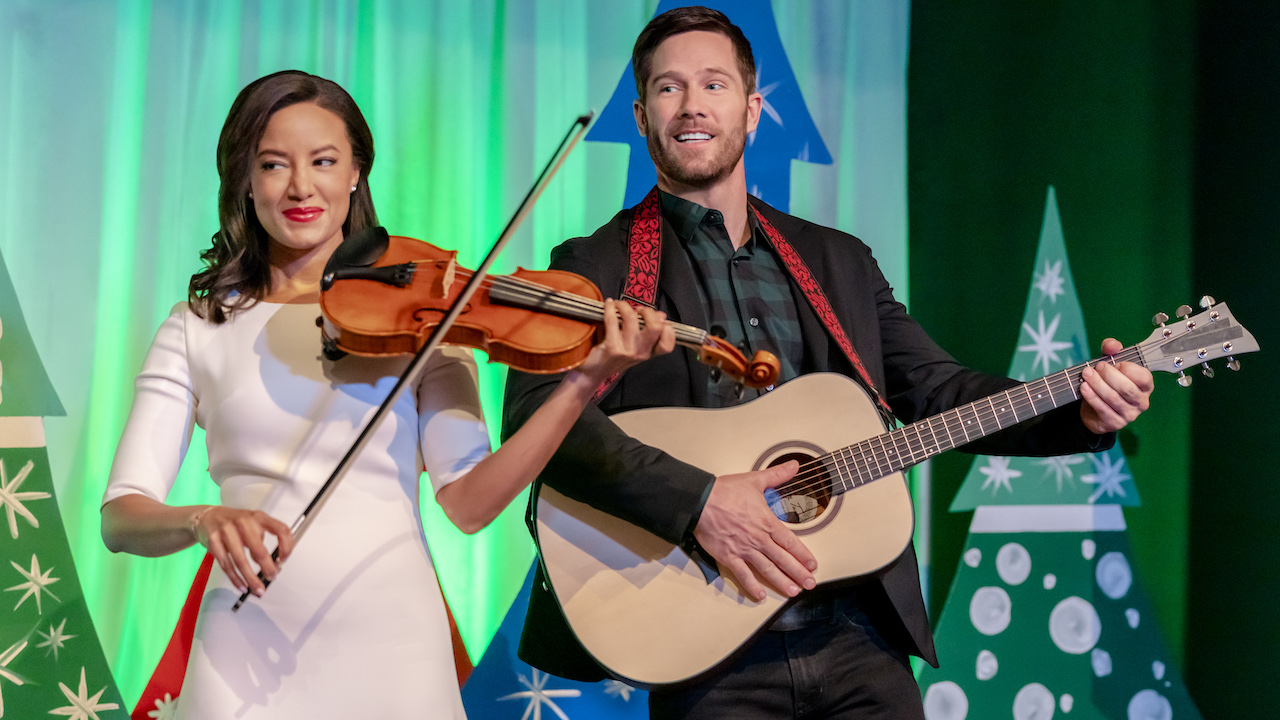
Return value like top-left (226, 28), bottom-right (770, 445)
top-left (648, 607), bottom-right (925, 719)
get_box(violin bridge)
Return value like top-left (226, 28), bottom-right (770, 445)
top-left (437, 255), bottom-right (458, 298)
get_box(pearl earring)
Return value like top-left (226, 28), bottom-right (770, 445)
top-left (248, 191), bottom-right (253, 198)
top-left (351, 185), bottom-right (357, 193)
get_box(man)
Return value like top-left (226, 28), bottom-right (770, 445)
top-left (502, 7), bottom-right (1153, 718)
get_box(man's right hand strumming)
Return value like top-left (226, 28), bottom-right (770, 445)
top-left (692, 460), bottom-right (818, 602)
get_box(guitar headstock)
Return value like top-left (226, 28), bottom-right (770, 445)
top-left (1138, 296), bottom-right (1259, 385)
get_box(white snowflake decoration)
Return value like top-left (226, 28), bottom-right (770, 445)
top-left (6, 553), bottom-right (60, 613)
top-left (1017, 310), bottom-right (1074, 375)
top-left (1033, 259), bottom-right (1066, 304)
top-left (748, 62), bottom-right (783, 147)
top-left (1081, 453), bottom-right (1131, 503)
top-left (602, 679), bottom-right (635, 702)
top-left (979, 456), bottom-right (1022, 495)
top-left (37, 618), bottom-right (77, 660)
top-left (48, 666), bottom-right (119, 720)
top-left (0, 458), bottom-right (50, 540)
top-left (1037, 454), bottom-right (1086, 492)
top-left (498, 668), bottom-right (581, 720)
top-left (0, 639), bottom-right (29, 717)
top-left (146, 692), bottom-right (178, 720)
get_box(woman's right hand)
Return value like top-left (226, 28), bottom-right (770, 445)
top-left (191, 506), bottom-right (295, 596)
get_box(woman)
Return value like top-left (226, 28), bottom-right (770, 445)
top-left (100, 70), bottom-right (673, 718)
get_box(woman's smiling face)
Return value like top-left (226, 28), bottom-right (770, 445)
top-left (250, 101), bottom-right (360, 263)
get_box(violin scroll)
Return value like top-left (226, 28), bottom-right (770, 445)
top-left (747, 351), bottom-right (782, 388)
top-left (697, 336), bottom-right (780, 389)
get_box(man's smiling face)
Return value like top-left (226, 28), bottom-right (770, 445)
top-left (633, 30), bottom-right (762, 191)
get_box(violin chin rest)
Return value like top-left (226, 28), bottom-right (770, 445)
top-left (322, 226), bottom-right (391, 288)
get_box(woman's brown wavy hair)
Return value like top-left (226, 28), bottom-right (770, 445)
top-left (189, 70), bottom-right (378, 323)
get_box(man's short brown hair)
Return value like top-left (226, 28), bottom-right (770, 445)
top-left (632, 6), bottom-right (756, 102)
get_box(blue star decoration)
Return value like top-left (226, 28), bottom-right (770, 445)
top-left (587, 0), bottom-right (831, 212)
top-left (461, 566), bottom-right (646, 719)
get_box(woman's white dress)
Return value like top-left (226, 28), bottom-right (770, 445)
top-left (103, 301), bottom-right (492, 718)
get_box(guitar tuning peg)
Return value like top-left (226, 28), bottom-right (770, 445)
top-left (1228, 357), bottom-right (1241, 372)
top-left (1199, 295), bottom-right (1216, 309)
top-left (1152, 312), bottom-right (1169, 327)
top-left (1177, 371), bottom-right (1192, 387)
top-left (1201, 362), bottom-right (1215, 379)
top-left (1176, 304), bottom-right (1193, 319)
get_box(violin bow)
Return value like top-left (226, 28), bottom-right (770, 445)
top-left (233, 111), bottom-right (595, 611)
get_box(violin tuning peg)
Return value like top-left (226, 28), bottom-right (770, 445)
top-left (1201, 362), bottom-right (1215, 379)
top-left (1228, 357), bottom-right (1241, 372)
top-left (1152, 312), bottom-right (1169, 327)
top-left (709, 367), bottom-right (722, 383)
top-left (1176, 304), bottom-right (1193, 319)
top-left (1177, 371), bottom-right (1192, 387)
top-left (1199, 295), bottom-right (1216, 309)
top-left (734, 383), bottom-right (745, 400)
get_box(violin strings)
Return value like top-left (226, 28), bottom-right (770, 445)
top-left (480, 274), bottom-right (709, 345)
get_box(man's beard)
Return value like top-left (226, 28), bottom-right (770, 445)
top-left (646, 112), bottom-right (748, 188)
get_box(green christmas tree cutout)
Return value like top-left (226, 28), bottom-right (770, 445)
top-left (0, 247), bottom-right (127, 718)
top-left (919, 188), bottom-right (1202, 720)
top-left (951, 187), bottom-right (1138, 511)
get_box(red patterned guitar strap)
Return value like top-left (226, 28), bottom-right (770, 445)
top-left (751, 206), bottom-right (895, 419)
top-left (591, 186), bottom-right (663, 402)
top-left (621, 186), bottom-right (663, 309)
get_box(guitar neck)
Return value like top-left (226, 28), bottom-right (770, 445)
top-left (826, 345), bottom-right (1146, 495)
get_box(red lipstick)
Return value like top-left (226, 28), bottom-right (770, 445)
top-left (283, 207), bottom-right (323, 222)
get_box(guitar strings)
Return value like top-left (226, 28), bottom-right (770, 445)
top-left (770, 344), bottom-right (1153, 500)
top-left (773, 352), bottom-right (1132, 498)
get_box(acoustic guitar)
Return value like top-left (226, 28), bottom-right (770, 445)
top-left (534, 299), bottom-right (1257, 687)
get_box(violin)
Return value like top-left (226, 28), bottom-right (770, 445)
top-left (318, 227), bottom-right (782, 389)
top-left (233, 113), bottom-right (774, 613)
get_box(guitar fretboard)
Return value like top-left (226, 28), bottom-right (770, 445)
top-left (783, 345), bottom-right (1148, 499)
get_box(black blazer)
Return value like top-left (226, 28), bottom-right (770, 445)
top-left (501, 195), bottom-right (1112, 681)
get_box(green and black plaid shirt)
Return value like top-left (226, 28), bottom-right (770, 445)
top-left (661, 192), bottom-right (803, 407)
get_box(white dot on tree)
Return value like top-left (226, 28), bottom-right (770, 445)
top-left (1050, 597), bottom-right (1101, 654)
top-left (970, 587), bottom-right (1012, 636)
top-left (997, 542), bottom-right (1031, 585)
top-left (1127, 689), bottom-right (1172, 720)
top-left (1082, 539), bottom-right (1096, 560)
top-left (1044, 574), bottom-right (1057, 590)
top-left (964, 548), bottom-right (982, 568)
top-left (1092, 648), bottom-right (1113, 677)
top-left (1013, 683), bottom-right (1055, 720)
top-left (1096, 552), bottom-right (1133, 599)
top-left (923, 681), bottom-right (969, 720)
top-left (1125, 608), bottom-right (1140, 628)
top-left (1060, 694), bottom-right (1074, 713)
top-left (1152, 660), bottom-right (1166, 680)
top-left (976, 650), bottom-right (998, 680)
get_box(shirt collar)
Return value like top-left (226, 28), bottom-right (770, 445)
top-left (659, 190), bottom-right (763, 250)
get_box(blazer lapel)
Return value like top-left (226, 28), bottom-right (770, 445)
top-left (655, 216), bottom-right (712, 406)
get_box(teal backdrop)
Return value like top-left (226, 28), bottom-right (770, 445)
top-left (0, 0), bottom-right (912, 708)
top-left (3, 1), bottom-right (1273, 716)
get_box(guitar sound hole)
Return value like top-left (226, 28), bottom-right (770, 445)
top-left (763, 452), bottom-right (832, 525)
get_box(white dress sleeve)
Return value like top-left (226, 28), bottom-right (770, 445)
top-left (102, 305), bottom-right (197, 506)
top-left (415, 345), bottom-right (492, 495)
